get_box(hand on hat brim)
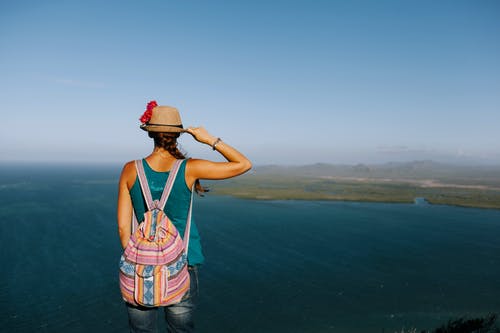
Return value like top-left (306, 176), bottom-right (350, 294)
top-left (185, 126), bottom-right (218, 146)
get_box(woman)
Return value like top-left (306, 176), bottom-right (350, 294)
top-left (117, 101), bottom-right (251, 333)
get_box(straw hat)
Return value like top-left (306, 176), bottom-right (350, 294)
top-left (140, 105), bottom-right (184, 133)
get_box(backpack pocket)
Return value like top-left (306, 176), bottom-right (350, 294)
top-left (134, 264), bottom-right (166, 307)
top-left (118, 255), bottom-right (136, 305)
top-left (132, 259), bottom-right (191, 307)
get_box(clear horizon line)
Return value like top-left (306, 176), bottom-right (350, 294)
top-left (1, 158), bottom-right (500, 168)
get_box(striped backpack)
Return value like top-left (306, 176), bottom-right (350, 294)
top-left (119, 159), bottom-right (193, 307)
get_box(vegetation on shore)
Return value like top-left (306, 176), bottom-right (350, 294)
top-left (397, 313), bottom-right (500, 333)
top-left (208, 161), bottom-right (500, 209)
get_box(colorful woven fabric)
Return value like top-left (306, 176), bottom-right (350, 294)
top-left (119, 159), bottom-right (193, 307)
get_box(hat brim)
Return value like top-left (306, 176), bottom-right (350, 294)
top-left (140, 124), bottom-right (185, 133)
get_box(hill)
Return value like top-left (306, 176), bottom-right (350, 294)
top-left (208, 161), bottom-right (500, 209)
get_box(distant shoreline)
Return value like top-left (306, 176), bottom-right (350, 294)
top-left (208, 162), bottom-right (500, 210)
top-left (208, 175), bottom-right (500, 209)
top-left (1, 160), bottom-right (499, 209)
top-left (211, 190), bottom-right (500, 210)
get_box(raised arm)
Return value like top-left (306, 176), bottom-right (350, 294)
top-left (184, 127), bottom-right (252, 187)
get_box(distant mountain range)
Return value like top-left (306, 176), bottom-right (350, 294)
top-left (251, 160), bottom-right (500, 187)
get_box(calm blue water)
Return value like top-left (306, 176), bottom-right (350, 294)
top-left (1, 164), bottom-right (500, 333)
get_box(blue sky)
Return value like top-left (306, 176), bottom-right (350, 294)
top-left (1, 0), bottom-right (499, 165)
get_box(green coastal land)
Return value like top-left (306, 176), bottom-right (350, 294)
top-left (208, 160), bottom-right (500, 209)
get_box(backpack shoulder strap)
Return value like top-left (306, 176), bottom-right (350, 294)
top-left (166, 159), bottom-right (194, 253)
top-left (135, 159), bottom-right (193, 253)
top-left (135, 159), bottom-right (183, 211)
top-left (157, 159), bottom-right (183, 209)
top-left (135, 159), bottom-right (154, 210)
top-left (184, 183), bottom-right (194, 254)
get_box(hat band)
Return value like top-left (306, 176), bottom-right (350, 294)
top-left (145, 123), bottom-right (183, 128)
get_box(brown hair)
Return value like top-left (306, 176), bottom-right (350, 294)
top-left (148, 132), bottom-right (206, 195)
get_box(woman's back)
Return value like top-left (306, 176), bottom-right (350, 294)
top-left (129, 158), bottom-right (204, 266)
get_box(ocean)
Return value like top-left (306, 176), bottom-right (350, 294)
top-left (1, 164), bottom-right (499, 333)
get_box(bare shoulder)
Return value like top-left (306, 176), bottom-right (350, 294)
top-left (122, 160), bottom-right (137, 174)
top-left (186, 158), bottom-right (209, 167)
top-left (185, 158), bottom-right (217, 171)
top-left (185, 157), bottom-right (251, 181)
top-left (120, 160), bottom-right (138, 188)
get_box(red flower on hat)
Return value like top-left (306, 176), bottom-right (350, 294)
top-left (139, 100), bottom-right (157, 123)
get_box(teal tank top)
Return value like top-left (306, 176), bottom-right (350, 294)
top-left (129, 159), bottom-right (205, 266)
